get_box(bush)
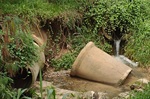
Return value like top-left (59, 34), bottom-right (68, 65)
top-left (83, 0), bottom-right (150, 66)
top-left (125, 20), bottom-right (150, 66)
top-left (84, 0), bottom-right (150, 39)
top-left (0, 16), bottom-right (38, 76)
top-left (51, 52), bottom-right (75, 70)
top-left (0, 16), bottom-right (38, 98)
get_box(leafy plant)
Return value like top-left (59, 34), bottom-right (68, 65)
top-left (51, 25), bottom-right (112, 70)
top-left (0, 72), bottom-right (14, 99)
top-left (125, 20), bottom-right (150, 66)
top-left (0, 73), bottom-right (32, 99)
top-left (68, 25), bottom-right (112, 55)
top-left (47, 87), bottom-right (56, 99)
top-left (0, 16), bottom-right (38, 76)
top-left (83, 0), bottom-right (150, 66)
top-left (0, 16), bottom-right (39, 98)
top-left (84, 0), bottom-right (150, 40)
top-left (13, 88), bottom-right (28, 99)
top-left (51, 52), bottom-right (75, 70)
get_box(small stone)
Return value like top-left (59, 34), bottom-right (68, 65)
top-left (136, 78), bottom-right (149, 85)
top-left (90, 91), bottom-right (109, 99)
top-left (118, 92), bottom-right (130, 99)
top-left (135, 88), bottom-right (144, 92)
top-left (130, 85), bottom-right (135, 90)
top-left (130, 84), bottom-right (141, 90)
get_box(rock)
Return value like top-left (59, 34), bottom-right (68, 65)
top-left (33, 81), bottom-right (109, 99)
top-left (113, 92), bottom-right (130, 99)
top-left (96, 92), bottom-right (109, 99)
top-left (118, 92), bottom-right (130, 98)
top-left (82, 91), bottom-right (109, 99)
top-left (135, 88), bottom-right (144, 92)
top-left (55, 88), bottom-right (79, 99)
top-left (130, 78), bottom-right (149, 91)
top-left (136, 78), bottom-right (149, 84)
top-left (55, 89), bottom-right (109, 99)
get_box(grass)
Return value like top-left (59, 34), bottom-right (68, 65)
top-left (125, 20), bottom-right (150, 67)
top-left (0, 0), bottom-right (150, 98)
top-left (130, 84), bottom-right (150, 99)
top-left (0, 0), bottom-right (81, 20)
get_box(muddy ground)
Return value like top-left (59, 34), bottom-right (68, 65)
top-left (43, 66), bottom-right (150, 98)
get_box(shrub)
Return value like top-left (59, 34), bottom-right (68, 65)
top-left (84, 0), bottom-right (150, 40)
top-left (125, 20), bottom-right (150, 66)
top-left (0, 16), bottom-right (38, 98)
top-left (51, 52), bottom-right (75, 70)
top-left (0, 16), bottom-right (38, 76)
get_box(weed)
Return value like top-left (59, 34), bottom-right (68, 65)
top-left (51, 52), bottom-right (75, 70)
top-left (84, 0), bottom-right (150, 40)
top-left (47, 87), bottom-right (56, 99)
top-left (125, 20), bottom-right (150, 66)
top-left (130, 84), bottom-right (150, 99)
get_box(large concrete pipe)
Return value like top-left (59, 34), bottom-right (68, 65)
top-left (71, 42), bottom-right (132, 86)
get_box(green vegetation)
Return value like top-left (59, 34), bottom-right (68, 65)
top-left (0, 16), bottom-right (39, 98)
top-left (83, 0), bottom-right (150, 66)
top-left (0, 73), bottom-right (13, 99)
top-left (46, 87), bottom-right (56, 99)
top-left (0, 16), bottom-right (38, 76)
top-left (84, 0), bottom-right (150, 39)
top-left (51, 25), bottom-right (112, 70)
top-left (125, 20), bottom-right (150, 66)
top-left (0, 0), bottom-right (85, 98)
top-left (51, 52), bottom-right (75, 70)
top-left (130, 84), bottom-right (150, 99)
top-left (0, 73), bottom-right (31, 99)
top-left (0, 0), bottom-right (150, 98)
top-left (0, 0), bottom-right (81, 20)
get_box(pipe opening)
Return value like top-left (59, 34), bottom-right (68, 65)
top-left (11, 67), bottom-right (32, 88)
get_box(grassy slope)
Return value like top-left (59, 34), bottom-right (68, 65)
top-left (0, 0), bottom-right (150, 98)
top-left (0, 0), bottom-right (80, 19)
top-left (0, 0), bottom-right (149, 66)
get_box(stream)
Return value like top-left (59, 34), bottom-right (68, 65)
top-left (43, 67), bottom-right (150, 98)
top-left (114, 39), bottom-right (138, 67)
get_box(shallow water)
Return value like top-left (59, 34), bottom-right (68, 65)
top-left (43, 67), bottom-right (150, 98)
